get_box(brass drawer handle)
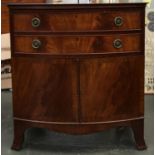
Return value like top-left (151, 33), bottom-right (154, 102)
top-left (32, 17), bottom-right (41, 28)
top-left (32, 39), bottom-right (41, 49)
top-left (113, 39), bottom-right (122, 49)
top-left (114, 17), bottom-right (123, 27)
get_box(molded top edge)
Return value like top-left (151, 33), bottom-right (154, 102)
top-left (8, 2), bottom-right (147, 9)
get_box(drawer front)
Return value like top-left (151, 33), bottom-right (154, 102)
top-left (14, 34), bottom-right (143, 54)
top-left (13, 10), bottom-right (143, 32)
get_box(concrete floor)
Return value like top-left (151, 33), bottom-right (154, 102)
top-left (1, 91), bottom-right (154, 155)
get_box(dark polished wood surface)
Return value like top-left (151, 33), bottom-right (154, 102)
top-left (13, 9), bottom-right (143, 32)
top-left (1, 0), bottom-right (46, 33)
top-left (14, 34), bottom-right (143, 54)
top-left (80, 55), bottom-right (144, 122)
top-left (9, 3), bottom-right (146, 151)
top-left (2, 4), bottom-right (10, 33)
top-left (12, 57), bottom-right (79, 122)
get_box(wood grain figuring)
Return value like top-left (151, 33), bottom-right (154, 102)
top-left (1, 0), bottom-right (46, 33)
top-left (13, 9), bottom-right (143, 32)
top-left (12, 57), bottom-right (79, 122)
top-left (80, 55), bottom-right (144, 122)
top-left (9, 3), bottom-right (146, 150)
top-left (1, 5), bottom-right (9, 33)
top-left (14, 34), bottom-right (143, 54)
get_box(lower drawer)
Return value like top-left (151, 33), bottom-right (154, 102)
top-left (14, 34), bottom-right (143, 54)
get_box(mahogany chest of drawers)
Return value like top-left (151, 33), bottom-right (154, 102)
top-left (9, 3), bottom-right (147, 150)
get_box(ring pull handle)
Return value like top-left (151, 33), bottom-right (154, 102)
top-left (32, 39), bottom-right (41, 49)
top-left (32, 17), bottom-right (41, 28)
top-left (113, 39), bottom-right (122, 49)
top-left (114, 17), bottom-right (123, 27)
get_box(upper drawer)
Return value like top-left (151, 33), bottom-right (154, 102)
top-left (13, 34), bottom-right (143, 54)
top-left (13, 10), bottom-right (143, 32)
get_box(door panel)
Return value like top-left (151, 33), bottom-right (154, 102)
top-left (80, 55), bottom-right (144, 122)
top-left (12, 57), bottom-right (78, 122)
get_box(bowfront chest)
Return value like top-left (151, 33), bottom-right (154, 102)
top-left (9, 3), bottom-right (147, 150)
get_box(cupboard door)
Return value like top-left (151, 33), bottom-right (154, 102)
top-left (12, 57), bottom-right (78, 123)
top-left (80, 55), bottom-right (144, 122)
